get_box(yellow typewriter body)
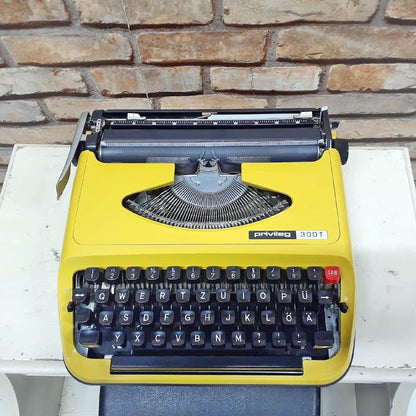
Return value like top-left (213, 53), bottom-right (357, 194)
top-left (57, 108), bottom-right (355, 385)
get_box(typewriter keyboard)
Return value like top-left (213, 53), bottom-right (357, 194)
top-left (70, 266), bottom-right (345, 374)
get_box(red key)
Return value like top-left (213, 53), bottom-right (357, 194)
top-left (324, 266), bottom-right (340, 284)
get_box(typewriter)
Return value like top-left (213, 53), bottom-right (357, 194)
top-left (57, 108), bottom-right (355, 385)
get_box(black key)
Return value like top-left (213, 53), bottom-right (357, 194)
top-left (176, 289), bottom-right (190, 303)
top-left (286, 267), bottom-right (302, 283)
top-left (196, 288), bottom-right (210, 303)
top-left (105, 267), bottom-right (121, 283)
top-left (302, 311), bottom-right (317, 326)
top-left (221, 310), bottom-right (235, 325)
top-left (186, 266), bottom-right (200, 282)
top-left (79, 329), bottom-right (101, 348)
top-left (115, 289), bottom-right (130, 304)
top-left (261, 310), bottom-right (275, 325)
top-left (297, 289), bottom-right (313, 304)
top-left (166, 266), bottom-right (181, 281)
top-left (256, 289), bottom-right (270, 303)
top-left (95, 288), bottom-right (110, 304)
top-left (307, 267), bottom-right (323, 283)
top-left (160, 310), bottom-right (174, 325)
top-left (241, 310), bottom-right (255, 325)
top-left (246, 266), bottom-right (261, 282)
top-left (139, 311), bottom-right (154, 325)
top-left (211, 331), bottom-right (226, 347)
top-left (201, 310), bottom-right (215, 325)
top-left (266, 266), bottom-right (280, 281)
top-left (236, 289), bottom-right (251, 303)
top-left (131, 331), bottom-right (145, 347)
top-left (135, 289), bottom-right (150, 304)
top-left (152, 331), bottom-right (166, 347)
top-left (98, 310), bottom-right (113, 326)
top-left (145, 267), bottom-right (160, 282)
top-left (232, 331), bottom-right (245, 347)
top-left (126, 267), bottom-right (141, 282)
top-left (171, 331), bottom-right (186, 347)
top-left (277, 289), bottom-right (292, 304)
top-left (75, 307), bottom-right (92, 325)
top-left (272, 331), bottom-right (286, 347)
top-left (314, 331), bottom-right (334, 349)
top-left (119, 310), bottom-right (134, 326)
top-left (206, 266), bottom-right (221, 281)
top-left (226, 266), bottom-right (240, 282)
top-left (111, 331), bottom-right (126, 347)
top-left (252, 331), bottom-right (266, 347)
top-left (156, 289), bottom-right (170, 303)
top-left (317, 290), bottom-right (333, 305)
top-left (216, 288), bottom-right (230, 303)
top-left (73, 288), bottom-right (88, 304)
top-left (83, 267), bottom-right (101, 284)
top-left (181, 310), bottom-right (195, 325)
top-left (292, 332), bottom-right (307, 348)
top-left (191, 331), bottom-right (205, 347)
top-left (282, 310), bottom-right (296, 325)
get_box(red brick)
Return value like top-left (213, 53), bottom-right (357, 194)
top-left (138, 31), bottom-right (268, 64)
top-left (224, 0), bottom-right (378, 25)
top-left (0, 101), bottom-right (45, 123)
top-left (274, 94), bottom-right (416, 115)
top-left (328, 64), bottom-right (416, 92)
top-left (44, 98), bottom-right (153, 121)
top-left (0, 0), bottom-right (68, 27)
top-left (386, 0), bottom-right (416, 22)
top-left (90, 67), bottom-right (202, 96)
top-left (2, 34), bottom-right (132, 65)
top-left (75, 0), bottom-right (213, 26)
top-left (277, 27), bottom-right (416, 61)
top-left (211, 66), bottom-right (321, 92)
top-left (160, 94), bottom-right (268, 109)
top-left (0, 68), bottom-right (87, 97)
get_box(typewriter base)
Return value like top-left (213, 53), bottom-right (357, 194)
top-left (99, 384), bottom-right (320, 416)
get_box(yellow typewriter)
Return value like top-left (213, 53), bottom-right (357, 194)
top-left (57, 108), bottom-right (355, 385)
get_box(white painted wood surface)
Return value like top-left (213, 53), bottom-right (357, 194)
top-left (0, 145), bottom-right (415, 383)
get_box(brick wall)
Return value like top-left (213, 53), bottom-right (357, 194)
top-left (0, 0), bottom-right (415, 189)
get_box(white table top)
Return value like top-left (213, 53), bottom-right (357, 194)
top-left (0, 145), bottom-right (415, 383)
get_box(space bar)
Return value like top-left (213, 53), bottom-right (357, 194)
top-left (110, 356), bottom-right (303, 375)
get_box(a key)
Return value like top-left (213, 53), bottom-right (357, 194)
top-left (292, 332), bottom-right (307, 348)
top-left (171, 331), bottom-right (186, 347)
top-left (115, 289), bottom-right (130, 304)
top-left (176, 289), bottom-right (190, 303)
top-left (261, 310), bottom-right (275, 325)
top-left (252, 331), bottom-right (266, 347)
top-left (79, 329), bottom-right (101, 348)
top-left (181, 310), bottom-right (195, 325)
top-left (95, 288), bottom-right (110, 304)
top-left (139, 311), bottom-right (154, 325)
top-left (206, 266), bottom-right (221, 281)
top-left (221, 310), bottom-right (235, 325)
top-left (196, 288), bottom-right (210, 303)
top-left (226, 266), bottom-right (240, 282)
top-left (232, 331), bottom-right (246, 347)
top-left (135, 289), bottom-right (150, 304)
top-left (191, 331), bottom-right (205, 347)
top-left (186, 266), bottom-right (201, 282)
top-left (83, 268), bottom-right (101, 284)
top-left (75, 307), bottom-right (92, 325)
top-left (131, 331), bottom-right (145, 347)
top-left (241, 310), bottom-right (255, 325)
top-left (111, 331), bottom-right (126, 347)
top-left (298, 289), bottom-right (313, 304)
top-left (314, 331), bottom-right (334, 349)
top-left (216, 288), bottom-right (230, 303)
top-left (166, 266), bottom-right (181, 281)
top-left (236, 289), bottom-right (251, 303)
top-left (307, 267), bottom-right (323, 283)
top-left (286, 267), bottom-right (302, 283)
top-left (302, 311), bottom-right (317, 326)
top-left (152, 331), bottom-right (166, 347)
top-left (277, 289), bottom-right (292, 304)
top-left (145, 267), bottom-right (161, 282)
top-left (201, 310), bottom-right (215, 325)
top-left (211, 331), bottom-right (226, 347)
top-left (272, 331), bottom-right (286, 347)
top-left (266, 266), bottom-right (281, 281)
top-left (119, 310), bottom-right (133, 326)
top-left (105, 267), bottom-right (121, 283)
top-left (156, 289), bottom-right (170, 303)
top-left (126, 267), bottom-right (141, 282)
top-left (246, 266), bottom-right (261, 282)
top-left (256, 288), bottom-right (270, 303)
top-left (160, 310), bottom-right (174, 325)
top-left (317, 290), bottom-right (333, 305)
top-left (282, 310), bottom-right (296, 325)
top-left (98, 310), bottom-right (113, 326)
top-left (73, 288), bottom-right (88, 304)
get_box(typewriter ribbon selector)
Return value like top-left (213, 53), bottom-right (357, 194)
top-left (57, 108), bottom-right (355, 385)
